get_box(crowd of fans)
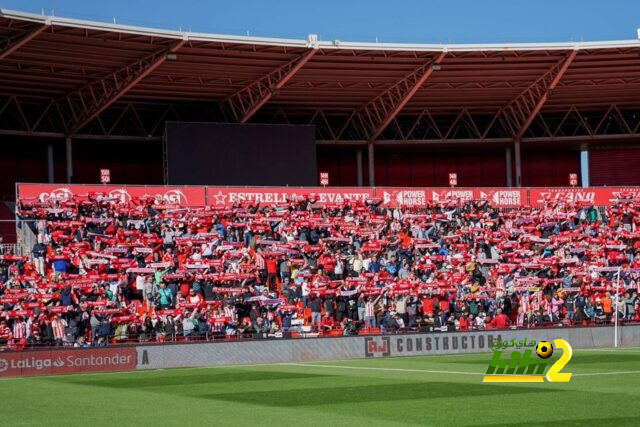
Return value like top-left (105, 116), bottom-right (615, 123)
top-left (1, 192), bottom-right (639, 350)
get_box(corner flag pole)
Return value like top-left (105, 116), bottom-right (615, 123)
top-left (615, 266), bottom-right (621, 348)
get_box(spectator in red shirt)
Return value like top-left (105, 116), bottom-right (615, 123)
top-left (493, 309), bottom-right (510, 329)
top-left (0, 320), bottom-right (11, 346)
top-left (187, 288), bottom-right (203, 305)
top-left (265, 256), bottom-right (277, 290)
top-left (458, 313), bottom-right (469, 331)
top-left (421, 297), bottom-right (434, 317)
top-left (320, 313), bottom-right (335, 331)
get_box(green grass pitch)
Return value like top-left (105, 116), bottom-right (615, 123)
top-left (2, 347), bottom-right (639, 426)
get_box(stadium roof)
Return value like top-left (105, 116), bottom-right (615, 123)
top-left (1, 8), bottom-right (639, 144)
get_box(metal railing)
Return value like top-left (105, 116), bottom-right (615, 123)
top-left (0, 243), bottom-right (17, 255)
top-left (15, 219), bottom-right (36, 257)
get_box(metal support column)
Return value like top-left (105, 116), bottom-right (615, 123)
top-left (580, 149), bottom-right (589, 187)
top-left (514, 138), bottom-right (522, 187)
top-left (367, 142), bottom-right (375, 187)
top-left (505, 146), bottom-right (512, 187)
top-left (47, 143), bottom-right (54, 183)
top-left (65, 136), bottom-right (73, 184)
top-left (356, 149), bottom-right (363, 187)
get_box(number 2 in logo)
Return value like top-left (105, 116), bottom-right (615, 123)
top-left (545, 339), bottom-right (573, 382)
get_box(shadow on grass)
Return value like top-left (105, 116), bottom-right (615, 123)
top-left (55, 370), bottom-right (335, 389)
top-left (201, 381), bottom-right (555, 407)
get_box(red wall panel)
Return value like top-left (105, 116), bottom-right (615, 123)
top-left (0, 137), bottom-right (163, 200)
top-left (72, 140), bottom-right (162, 185)
top-left (521, 149), bottom-right (580, 187)
top-left (6, 138), bottom-right (624, 201)
top-left (373, 146), bottom-right (506, 187)
top-left (319, 146), bottom-right (582, 188)
top-left (0, 138), bottom-right (50, 198)
top-left (318, 145), bottom-right (508, 187)
top-left (589, 147), bottom-right (640, 186)
top-left (316, 146), bottom-right (359, 186)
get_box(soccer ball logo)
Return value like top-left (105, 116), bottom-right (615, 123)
top-left (536, 341), bottom-right (554, 359)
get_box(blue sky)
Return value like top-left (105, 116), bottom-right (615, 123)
top-left (2, 0), bottom-right (639, 43)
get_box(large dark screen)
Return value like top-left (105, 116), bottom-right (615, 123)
top-left (165, 122), bottom-right (317, 185)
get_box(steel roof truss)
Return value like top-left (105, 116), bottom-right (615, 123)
top-left (58, 39), bottom-right (185, 135)
top-left (500, 50), bottom-right (578, 139)
top-left (0, 23), bottom-right (48, 60)
top-left (351, 51), bottom-right (447, 141)
top-left (222, 48), bottom-right (317, 123)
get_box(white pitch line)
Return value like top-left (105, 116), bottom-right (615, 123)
top-left (279, 363), bottom-right (483, 376)
top-left (573, 371), bottom-right (640, 377)
top-left (281, 363), bottom-right (640, 378)
top-left (578, 347), bottom-right (640, 352)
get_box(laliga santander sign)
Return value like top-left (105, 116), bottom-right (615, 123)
top-left (0, 355), bottom-right (66, 372)
top-left (0, 347), bottom-right (136, 377)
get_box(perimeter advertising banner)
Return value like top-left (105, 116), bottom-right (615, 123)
top-left (16, 183), bottom-right (640, 208)
top-left (16, 184), bottom-right (206, 207)
top-left (377, 188), bottom-right (525, 208)
top-left (378, 187), bottom-right (640, 208)
top-left (528, 187), bottom-right (640, 207)
top-left (207, 187), bottom-right (375, 207)
top-left (134, 325), bottom-right (638, 371)
top-left (0, 347), bottom-right (136, 377)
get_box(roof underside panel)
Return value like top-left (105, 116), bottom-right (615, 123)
top-left (0, 9), bottom-right (639, 139)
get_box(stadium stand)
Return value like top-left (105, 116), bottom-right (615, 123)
top-left (1, 189), bottom-right (639, 350)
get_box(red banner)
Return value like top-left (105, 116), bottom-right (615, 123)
top-left (377, 188), bottom-right (524, 208)
top-left (17, 184), bottom-right (206, 207)
top-left (528, 187), bottom-right (640, 206)
top-left (18, 184), bottom-right (640, 209)
top-left (207, 187), bottom-right (374, 207)
top-left (0, 347), bottom-right (136, 377)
